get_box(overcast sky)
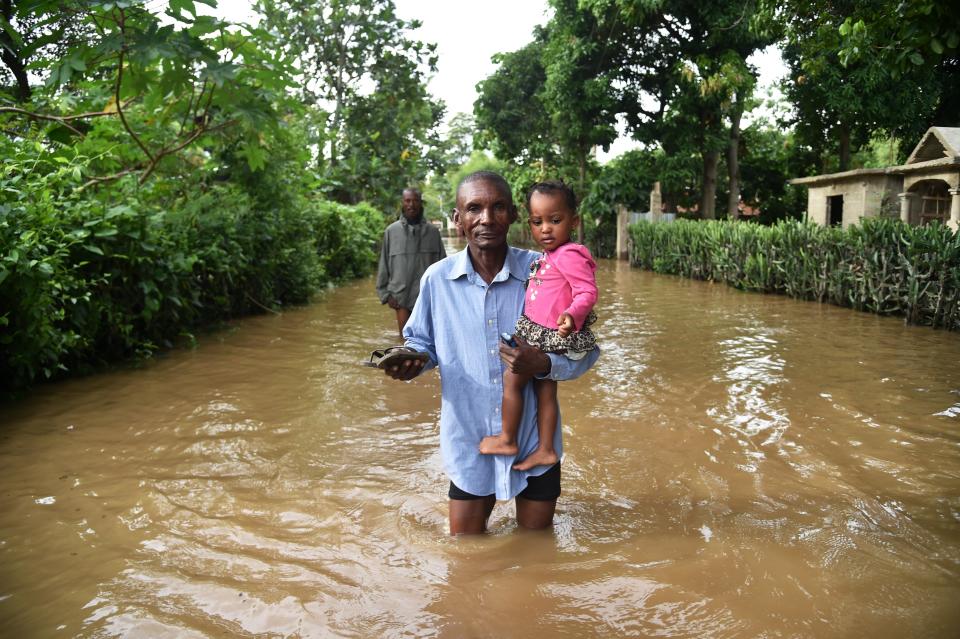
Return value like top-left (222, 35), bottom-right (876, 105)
top-left (392, 0), bottom-right (552, 119)
top-left (211, 0), bottom-right (787, 160)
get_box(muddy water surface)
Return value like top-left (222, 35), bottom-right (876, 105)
top-left (1, 241), bottom-right (959, 638)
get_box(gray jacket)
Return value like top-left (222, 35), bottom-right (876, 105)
top-left (375, 217), bottom-right (446, 310)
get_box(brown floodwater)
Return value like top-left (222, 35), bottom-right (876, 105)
top-left (1, 239), bottom-right (959, 638)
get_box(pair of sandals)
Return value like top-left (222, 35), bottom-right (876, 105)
top-left (364, 346), bottom-right (430, 369)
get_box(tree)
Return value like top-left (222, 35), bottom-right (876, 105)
top-left (441, 112), bottom-right (477, 168)
top-left (543, 0), bottom-right (619, 193)
top-left (837, 0), bottom-right (959, 76)
top-left (737, 119), bottom-right (815, 223)
top-left (0, 0), bottom-right (93, 102)
top-left (474, 39), bottom-right (555, 167)
top-left (258, 0), bottom-right (444, 209)
top-left (837, 0), bottom-right (959, 128)
top-left (757, 0), bottom-right (943, 171)
top-left (475, 4), bottom-right (619, 238)
top-left (0, 1), bottom-right (292, 187)
top-left (578, 0), bottom-right (770, 219)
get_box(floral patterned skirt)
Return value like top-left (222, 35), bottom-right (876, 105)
top-left (514, 312), bottom-right (598, 360)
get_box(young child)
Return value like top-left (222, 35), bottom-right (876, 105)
top-left (479, 180), bottom-right (598, 471)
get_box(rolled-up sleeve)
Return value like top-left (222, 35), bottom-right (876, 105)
top-left (401, 269), bottom-right (439, 373)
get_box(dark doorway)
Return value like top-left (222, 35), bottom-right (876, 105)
top-left (828, 195), bottom-right (844, 226)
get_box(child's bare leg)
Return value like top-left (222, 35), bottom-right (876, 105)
top-left (479, 369), bottom-right (529, 456)
top-left (513, 378), bottom-right (559, 470)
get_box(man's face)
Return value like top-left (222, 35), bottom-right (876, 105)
top-left (454, 178), bottom-right (516, 251)
top-left (401, 191), bottom-right (423, 221)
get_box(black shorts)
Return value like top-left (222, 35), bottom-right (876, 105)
top-left (448, 462), bottom-right (561, 501)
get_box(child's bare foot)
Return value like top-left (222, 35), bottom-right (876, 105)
top-left (512, 448), bottom-right (558, 471)
top-left (479, 435), bottom-right (519, 456)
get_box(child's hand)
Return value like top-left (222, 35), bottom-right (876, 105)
top-left (556, 312), bottom-right (575, 337)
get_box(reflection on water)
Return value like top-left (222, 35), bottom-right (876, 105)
top-left (2, 243), bottom-right (959, 637)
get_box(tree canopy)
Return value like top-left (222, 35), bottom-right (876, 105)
top-left (257, 0), bottom-right (444, 209)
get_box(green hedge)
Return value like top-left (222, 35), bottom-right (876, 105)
top-left (1, 169), bottom-right (381, 393)
top-left (629, 218), bottom-right (960, 330)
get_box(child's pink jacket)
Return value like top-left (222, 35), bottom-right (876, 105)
top-left (523, 242), bottom-right (598, 331)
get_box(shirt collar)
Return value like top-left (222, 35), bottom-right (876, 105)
top-left (447, 246), bottom-right (528, 283)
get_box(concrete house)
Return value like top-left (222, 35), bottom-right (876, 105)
top-left (789, 127), bottom-right (960, 231)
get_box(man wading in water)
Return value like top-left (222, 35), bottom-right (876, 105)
top-left (380, 171), bottom-right (599, 534)
top-left (376, 188), bottom-right (446, 339)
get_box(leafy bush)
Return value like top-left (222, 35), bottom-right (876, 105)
top-left (629, 218), bottom-right (960, 329)
top-left (0, 142), bottom-right (380, 394)
top-left (580, 151), bottom-right (654, 259)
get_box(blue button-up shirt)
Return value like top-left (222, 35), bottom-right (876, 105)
top-left (403, 245), bottom-right (600, 500)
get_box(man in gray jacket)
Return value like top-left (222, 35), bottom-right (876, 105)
top-left (376, 188), bottom-right (446, 338)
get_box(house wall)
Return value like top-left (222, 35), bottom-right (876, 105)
top-left (806, 181), bottom-right (865, 228)
top-left (805, 175), bottom-right (902, 227)
top-left (903, 170), bottom-right (959, 192)
top-left (863, 175), bottom-right (903, 220)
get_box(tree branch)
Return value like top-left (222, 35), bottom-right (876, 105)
top-left (78, 117), bottom-right (236, 190)
top-left (113, 9), bottom-right (154, 163)
top-left (78, 167), bottom-right (141, 191)
top-left (138, 117), bottom-right (236, 184)
top-left (0, 107), bottom-right (84, 135)
top-left (0, 96), bottom-right (138, 125)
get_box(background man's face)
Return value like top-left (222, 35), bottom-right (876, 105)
top-left (402, 191), bottom-right (423, 221)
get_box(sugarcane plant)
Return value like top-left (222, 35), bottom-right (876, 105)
top-left (628, 218), bottom-right (960, 330)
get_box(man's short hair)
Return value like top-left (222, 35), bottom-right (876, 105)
top-left (456, 170), bottom-right (512, 203)
top-left (402, 187), bottom-right (422, 199)
top-left (526, 180), bottom-right (577, 213)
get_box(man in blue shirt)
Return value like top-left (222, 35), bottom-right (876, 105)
top-left (382, 171), bottom-right (599, 535)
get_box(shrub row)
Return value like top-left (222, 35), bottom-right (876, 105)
top-left (1, 167), bottom-right (382, 393)
top-left (629, 218), bottom-right (960, 330)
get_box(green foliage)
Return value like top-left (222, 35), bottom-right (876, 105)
top-left (629, 218), bottom-right (960, 329)
top-left (258, 0), bottom-right (445, 211)
top-left (0, 136), bottom-right (380, 394)
top-left (438, 113), bottom-right (477, 169)
top-left (474, 41), bottom-right (553, 166)
top-left (850, 133), bottom-right (902, 169)
top-left (580, 149), bottom-right (657, 257)
top-left (474, 3), bottom-right (620, 190)
top-left (543, 0), bottom-right (619, 179)
top-left (1, 0), bottom-right (294, 186)
top-left (836, 1), bottom-right (959, 76)
top-left (313, 200), bottom-right (382, 282)
top-left (737, 122), bottom-right (812, 223)
top-left (757, 0), bottom-right (945, 170)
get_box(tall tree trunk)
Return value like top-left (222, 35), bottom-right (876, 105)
top-left (726, 96), bottom-right (744, 220)
top-left (577, 150), bottom-right (586, 241)
top-left (700, 149), bottom-right (720, 220)
top-left (838, 124), bottom-right (851, 172)
top-left (0, 0), bottom-right (31, 102)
